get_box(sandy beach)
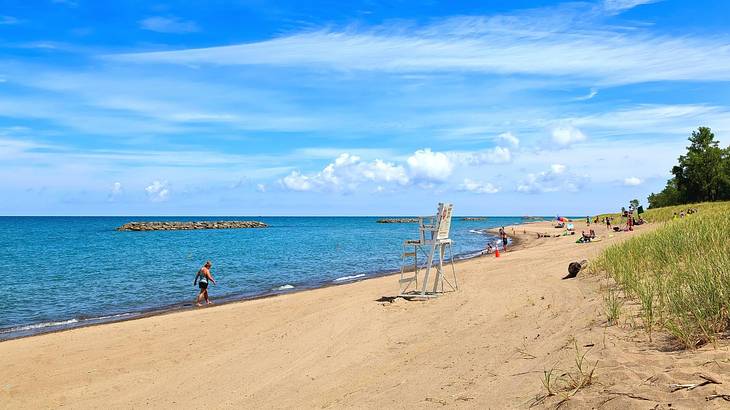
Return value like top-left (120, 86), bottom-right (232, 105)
top-left (2, 220), bottom-right (728, 409)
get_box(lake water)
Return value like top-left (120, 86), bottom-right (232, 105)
top-left (0, 216), bottom-right (538, 339)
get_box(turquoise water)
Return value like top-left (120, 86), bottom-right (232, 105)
top-left (0, 216), bottom-right (534, 338)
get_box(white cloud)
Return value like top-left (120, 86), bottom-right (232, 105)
top-left (256, 183), bottom-right (266, 192)
top-left (145, 180), bottom-right (170, 202)
top-left (551, 125), bottom-right (587, 146)
top-left (139, 16), bottom-right (199, 34)
top-left (281, 171), bottom-right (313, 191)
top-left (496, 132), bottom-right (519, 147)
top-left (603, 0), bottom-right (660, 13)
top-left (517, 164), bottom-right (586, 193)
top-left (113, 9), bottom-right (730, 86)
top-left (575, 88), bottom-right (598, 101)
top-left (407, 149), bottom-right (453, 182)
top-left (107, 182), bottom-right (123, 201)
top-left (624, 176), bottom-right (642, 186)
top-left (459, 178), bottom-right (500, 194)
top-left (280, 153), bottom-right (409, 192)
top-left (450, 146), bottom-right (512, 166)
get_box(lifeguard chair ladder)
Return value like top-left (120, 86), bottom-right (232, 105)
top-left (398, 203), bottom-right (458, 298)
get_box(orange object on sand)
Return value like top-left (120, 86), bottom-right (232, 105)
top-left (495, 249), bottom-right (500, 258)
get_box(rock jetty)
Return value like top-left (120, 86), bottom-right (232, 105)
top-left (461, 217), bottom-right (487, 221)
top-left (116, 221), bottom-right (268, 231)
top-left (376, 218), bottom-right (419, 224)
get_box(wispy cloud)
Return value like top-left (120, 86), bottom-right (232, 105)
top-left (575, 88), bottom-right (598, 101)
top-left (0, 16), bottom-right (22, 25)
top-left (51, 0), bottom-right (79, 7)
top-left (107, 182), bottom-right (123, 201)
top-left (112, 7), bottom-right (729, 86)
top-left (139, 16), bottom-right (200, 34)
top-left (602, 0), bottom-right (661, 13)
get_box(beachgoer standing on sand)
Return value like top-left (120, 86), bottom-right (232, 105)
top-left (586, 216), bottom-right (590, 226)
top-left (606, 217), bottom-right (611, 231)
top-left (194, 261), bottom-right (216, 306)
top-left (500, 228), bottom-right (508, 251)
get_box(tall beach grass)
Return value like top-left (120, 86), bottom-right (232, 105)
top-left (592, 201), bottom-right (730, 348)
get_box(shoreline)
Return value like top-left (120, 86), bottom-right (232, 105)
top-left (1, 230), bottom-right (520, 342)
top-left (7, 220), bottom-right (693, 409)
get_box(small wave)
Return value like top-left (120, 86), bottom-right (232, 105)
top-left (334, 273), bottom-right (366, 282)
top-left (0, 312), bottom-right (137, 335)
top-left (275, 284), bottom-right (295, 291)
top-left (0, 318), bottom-right (79, 334)
top-left (469, 229), bottom-right (489, 235)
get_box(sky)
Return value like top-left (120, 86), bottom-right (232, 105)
top-left (1, 0), bottom-right (729, 216)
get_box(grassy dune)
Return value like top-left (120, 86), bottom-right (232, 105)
top-left (593, 201), bottom-right (730, 348)
top-left (595, 201), bottom-right (728, 223)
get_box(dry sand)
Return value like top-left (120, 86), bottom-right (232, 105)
top-left (2, 221), bottom-right (728, 409)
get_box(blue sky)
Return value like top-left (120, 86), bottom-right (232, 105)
top-left (1, 0), bottom-right (729, 216)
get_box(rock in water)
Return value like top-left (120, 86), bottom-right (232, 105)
top-left (116, 221), bottom-right (268, 231)
top-left (376, 218), bottom-right (419, 224)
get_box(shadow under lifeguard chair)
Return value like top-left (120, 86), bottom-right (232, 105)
top-left (397, 203), bottom-right (458, 299)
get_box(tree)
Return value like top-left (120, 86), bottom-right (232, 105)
top-left (648, 179), bottom-right (682, 208)
top-left (648, 127), bottom-right (730, 208)
top-left (630, 199), bottom-right (640, 210)
top-left (672, 127), bottom-right (729, 202)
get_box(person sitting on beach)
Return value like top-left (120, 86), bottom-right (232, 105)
top-left (579, 231), bottom-right (591, 242)
top-left (484, 243), bottom-right (495, 254)
top-left (194, 261), bottom-right (216, 306)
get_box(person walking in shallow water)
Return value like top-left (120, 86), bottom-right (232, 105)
top-left (194, 261), bottom-right (216, 306)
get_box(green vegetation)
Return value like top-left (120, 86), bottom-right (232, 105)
top-left (534, 339), bottom-right (597, 406)
top-left (596, 200), bottom-right (726, 224)
top-left (603, 287), bottom-right (623, 326)
top-left (593, 202), bottom-right (730, 348)
top-left (649, 127), bottom-right (730, 208)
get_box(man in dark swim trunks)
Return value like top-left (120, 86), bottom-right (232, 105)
top-left (194, 261), bottom-right (216, 306)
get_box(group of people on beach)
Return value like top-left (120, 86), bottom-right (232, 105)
top-left (483, 226), bottom-right (510, 255)
top-left (673, 208), bottom-right (698, 219)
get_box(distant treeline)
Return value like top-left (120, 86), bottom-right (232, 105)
top-left (648, 127), bottom-right (730, 208)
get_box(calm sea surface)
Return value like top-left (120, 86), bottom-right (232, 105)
top-left (0, 216), bottom-right (538, 338)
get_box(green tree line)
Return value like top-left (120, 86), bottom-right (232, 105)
top-left (648, 127), bottom-right (730, 208)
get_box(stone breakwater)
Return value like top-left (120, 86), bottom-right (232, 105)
top-left (376, 218), bottom-right (419, 224)
top-left (116, 221), bottom-right (268, 231)
top-left (461, 217), bottom-right (487, 221)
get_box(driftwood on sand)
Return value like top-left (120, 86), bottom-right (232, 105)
top-left (116, 221), bottom-right (268, 231)
top-left (563, 260), bottom-right (589, 279)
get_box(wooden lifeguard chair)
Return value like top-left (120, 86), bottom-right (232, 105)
top-left (398, 203), bottom-right (458, 298)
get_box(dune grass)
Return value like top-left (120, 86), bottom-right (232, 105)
top-left (592, 201), bottom-right (730, 348)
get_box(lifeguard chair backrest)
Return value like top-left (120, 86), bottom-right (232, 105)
top-left (436, 203), bottom-right (453, 240)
